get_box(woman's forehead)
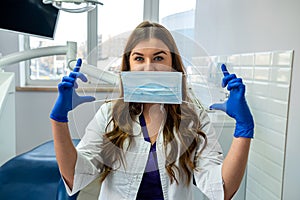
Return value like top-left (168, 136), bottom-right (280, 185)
top-left (132, 38), bottom-right (170, 52)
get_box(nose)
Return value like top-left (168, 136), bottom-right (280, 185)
top-left (144, 65), bottom-right (154, 71)
top-left (143, 59), bottom-right (155, 71)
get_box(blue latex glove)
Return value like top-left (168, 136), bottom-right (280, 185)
top-left (50, 58), bottom-right (95, 122)
top-left (209, 64), bottom-right (254, 138)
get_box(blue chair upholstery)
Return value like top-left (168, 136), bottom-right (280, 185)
top-left (57, 178), bottom-right (79, 200)
top-left (0, 139), bottom-right (80, 200)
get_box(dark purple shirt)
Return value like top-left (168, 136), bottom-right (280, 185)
top-left (136, 115), bottom-right (164, 200)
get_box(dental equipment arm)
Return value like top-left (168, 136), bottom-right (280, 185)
top-left (0, 41), bottom-right (77, 69)
top-left (0, 39), bottom-right (119, 86)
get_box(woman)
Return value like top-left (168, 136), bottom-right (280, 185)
top-left (50, 21), bottom-right (254, 200)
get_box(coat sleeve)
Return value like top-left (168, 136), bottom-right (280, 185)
top-left (193, 109), bottom-right (225, 200)
top-left (63, 103), bottom-right (113, 196)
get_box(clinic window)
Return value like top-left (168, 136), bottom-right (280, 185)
top-left (86, 0), bottom-right (144, 86)
top-left (159, 0), bottom-right (197, 66)
top-left (25, 11), bottom-right (88, 86)
top-left (23, 0), bottom-right (198, 87)
top-left (24, 0), bottom-right (143, 87)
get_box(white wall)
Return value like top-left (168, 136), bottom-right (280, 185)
top-left (15, 91), bottom-right (61, 153)
top-left (195, 0), bottom-right (300, 199)
top-left (14, 91), bottom-right (105, 154)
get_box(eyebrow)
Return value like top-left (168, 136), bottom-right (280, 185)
top-left (131, 52), bottom-right (143, 56)
top-left (153, 51), bottom-right (167, 56)
top-left (131, 50), bottom-right (168, 56)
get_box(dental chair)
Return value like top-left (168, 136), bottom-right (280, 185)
top-left (0, 139), bottom-right (80, 200)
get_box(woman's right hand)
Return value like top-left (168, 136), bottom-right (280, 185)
top-left (50, 58), bottom-right (95, 122)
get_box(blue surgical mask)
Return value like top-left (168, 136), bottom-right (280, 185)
top-left (121, 71), bottom-right (183, 104)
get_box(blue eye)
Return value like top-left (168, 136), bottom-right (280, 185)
top-left (135, 57), bottom-right (144, 61)
top-left (154, 56), bottom-right (164, 61)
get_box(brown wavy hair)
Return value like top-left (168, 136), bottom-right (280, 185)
top-left (99, 21), bottom-right (207, 185)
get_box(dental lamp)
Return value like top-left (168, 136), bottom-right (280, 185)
top-left (43, 0), bottom-right (103, 13)
top-left (0, 40), bottom-right (118, 85)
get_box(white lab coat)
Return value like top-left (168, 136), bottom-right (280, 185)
top-left (64, 102), bottom-right (224, 200)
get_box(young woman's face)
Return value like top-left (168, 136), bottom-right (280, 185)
top-left (129, 38), bottom-right (173, 71)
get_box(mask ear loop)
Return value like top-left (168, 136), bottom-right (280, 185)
top-left (181, 100), bottom-right (215, 113)
top-left (89, 72), bottom-right (123, 103)
top-left (92, 97), bottom-right (124, 103)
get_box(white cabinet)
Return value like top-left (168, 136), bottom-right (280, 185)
top-left (0, 72), bottom-right (15, 166)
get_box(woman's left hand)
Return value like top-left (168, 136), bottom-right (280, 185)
top-left (209, 64), bottom-right (254, 138)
